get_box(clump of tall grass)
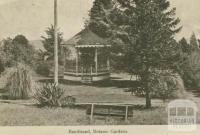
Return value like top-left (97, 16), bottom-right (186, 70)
top-left (6, 63), bottom-right (33, 99)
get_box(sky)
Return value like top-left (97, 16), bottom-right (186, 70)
top-left (0, 0), bottom-right (199, 41)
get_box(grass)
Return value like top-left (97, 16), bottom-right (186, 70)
top-left (0, 73), bottom-right (199, 125)
top-left (0, 103), bottom-right (89, 126)
top-left (88, 106), bottom-right (167, 125)
top-left (0, 102), bottom-right (167, 126)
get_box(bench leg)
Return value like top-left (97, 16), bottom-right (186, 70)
top-left (125, 106), bottom-right (128, 122)
top-left (90, 104), bottom-right (94, 122)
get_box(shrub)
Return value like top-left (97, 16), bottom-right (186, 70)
top-left (35, 60), bottom-right (64, 77)
top-left (149, 70), bottom-right (185, 101)
top-left (7, 64), bottom-right (33, 99)
top-left (34, 83), bottom-right (75, 107)
top-left (132, 70), bottom-right (185, 101)
top-left (36, 61), bottom-right (51, 76)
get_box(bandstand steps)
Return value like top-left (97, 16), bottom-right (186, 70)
top-left (81, 76), bottom-right (92, 83)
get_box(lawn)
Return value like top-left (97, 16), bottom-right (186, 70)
top-left (0, 73), bottom-right (199, 126)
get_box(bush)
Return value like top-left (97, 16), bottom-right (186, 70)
top-left (7, 64), bottom-right (33, 99)
top-left (35, 60), bottom-right (64, 77)
top-left (34, 83), bottom-right (75, 107)
top-left (132, 70), bottom-right (185, 101)
top-left (36, 61), bottom-right (51, 76)
top-left (149, 70), bottom-right (185, 101)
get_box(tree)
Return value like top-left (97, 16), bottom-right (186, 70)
top-left (123, 0), bottom-right (181, 108)
top-left (190, 33), bottom-right (199, 51)
top-left (12, 35), bottom-right (35, 65)
top-left (88, 0), bottom-right (181, 108)
top-left (1, 35), bottom-right (35, 67)
top-left (177, 36), bottom-right (200, 89)
top-left (179, 37), bottom-right (190, 54)
top-left (185, 50), bottom-right (200, 88)
top-left (198, 39), bottom-right (200, 48)
top-left (41, 25), bottom-right (64, 64)
top-left (88, 0), bottom-right (127, 71)
top-left (89, 0), bottom-right (113, 38)
top-left (38, 25), bottom-right (70, 77)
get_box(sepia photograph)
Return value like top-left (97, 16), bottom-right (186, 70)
top-left (0, 0), bottom-right (199, 132)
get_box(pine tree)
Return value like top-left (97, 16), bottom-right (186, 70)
top-left (179, 37), bottom-right (190, 54)
top-left (190, 33), bottom-right (199, 50)
top-left (41, 25), bottom-right (63, 61)
top-left (89, 0), bottom-right (181, 108)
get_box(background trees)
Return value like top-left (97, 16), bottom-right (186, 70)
top-left (178, 33), bottom-right (200, 89)
top-left (190, 33), bottom-right (199, 51)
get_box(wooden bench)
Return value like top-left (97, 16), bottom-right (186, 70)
top-left (75, 103), bottom-right (134, 122)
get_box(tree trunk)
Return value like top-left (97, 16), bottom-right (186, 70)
top-left (145, 88), bottom-right (151, 108)
top-left (143, 70), bottom-right (151, 108)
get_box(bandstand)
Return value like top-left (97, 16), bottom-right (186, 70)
top-left (62, 28), bottom-right (111, 83)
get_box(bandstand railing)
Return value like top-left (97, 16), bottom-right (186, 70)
top-left (64, 65), bottom-right (110, 76)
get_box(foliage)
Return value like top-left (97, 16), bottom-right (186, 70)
top-left (35, 61), bottom-right (51, 76)
top-left (0, 38), bottom-right (16, 67)
top-left (35, 59), bottom-right (64, 77)
top-left (34, 83), bottom-right (76, 107)
top-left (198, 39), bottom-right (200, 47)
top-left (149, 70), bottom-right (185, 101)
top-left (0, 35), bottom-right (35, 67)
top-left (88, 0), bottom-right (126, 72)
top-left (0, 46), bottom-right (5, 74)
top-left (0, 67), bottom-right (15, 91)
top-left (132, 70), bottom-right (185, 101)
top-left (41, 25), bottom-right (66, 64)
top-left (179, 37), bottom-right (190, 54)
top-left (0, 58), bottom-right (5, 74)
top-left (190, 33), bottom-right (199, 51)
top-left (88, 0), bottom-right (181, 108)
top-left (184, 50), bottom-right (200, 88)
top-left (38, 25), bottom-right (70, 76)
top-left (177, 33), bottom-right (200, 89)
top-left (7, 63), bottom-right (33, 100)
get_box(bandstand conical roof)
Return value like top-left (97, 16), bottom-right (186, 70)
top-left (63, 28), bottom-right (111, 48)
